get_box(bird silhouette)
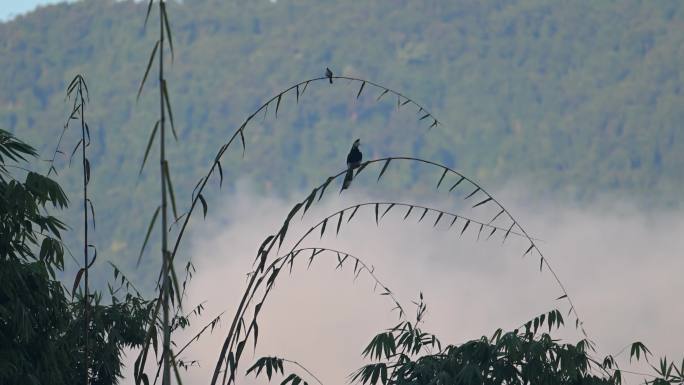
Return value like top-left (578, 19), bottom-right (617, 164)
top-left (325, 67), bottom-right (333, 84)
top-left (342, 138), bottom-right (362, 190)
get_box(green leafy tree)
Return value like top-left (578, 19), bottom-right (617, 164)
top-left (0, 129), bottom-right (151, 385)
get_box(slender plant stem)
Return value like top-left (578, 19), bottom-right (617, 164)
top-left (80, 82), bottom-right (90, 385)
top-left (158, 1), bottom-right (171, 384)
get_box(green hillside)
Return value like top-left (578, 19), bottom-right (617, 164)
top-left (1, 0), bottom-right (682, 283)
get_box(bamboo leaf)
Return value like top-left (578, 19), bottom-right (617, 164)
top-left (320, 218), bottom-right (328, 238)
top-left (449, 215), bottom-right (458, 228)
top-left (477, 223), bottom-right (483, 240)
top-left (84, 158), bottom-right (90, 186)
top-left (489, 209), bottom-right (505, 224)
top-left (381, 203), bottom-right (395, 219)
top-left (137, 40), bottom-right (159, 100)
top-left (464, 186), bottom-right (480, 200)
top-left (472, 196), bottom-right (492, 208)
top-left (487, 227), bottom-right (497, 240)
top-left (317, 176), bottom-right (334, 201)
top-left (356, 81), bottom-right (366, 99)
top-left (139, 120), bottom-right (159, 176)
top-left (164, 161), bottom-right (179, 220)
top-left (449, 176), bottom-right (465, 192)
top-left (217, 160), bottom-right (223, 188)
top-left (403, 205), bottom-right (413, 220)
top-left (418, 207), bottom-right (428, 222)
top-left (375, 203), bottom-right (380, 224)
top-left (523, 244), bottom-right (534, 257)
top-left (87, 198), bottom-right (96, 229)
top-left (460, 219), bottom-right (471, 235)
top-left (163, 80), bottom-right (177, 141)
top-left (198, 193), bottom-right (208, 218)
top-left (137, 206), bottom-right (160, 266)
top-left (377, 159), bottom-right (391, 181)
top-left (143, 0), bottom-right (154, 27)
top-left (419, 113), bottom-right (430, 120)
top-left (72, 268), bottom-right (85, 297)
top-left (355, 161), bottom-right (369, 177)
top-left (503, 223), bottom-right (515, 243)
top-left (238, 125), bottom-right (246, 157)
top-left (295, 84), bottom-right (299, 103)
top-left (376, 88), bottom-right (389, 101)
top-left (69, 138), bottom-right (83, 166)
top-left (336, 211), bottom-right (344, 235)
top-left (436, 168), bottom-right (448, 189)
top-left (161, 2), bottom-right (174, 61)
top-left (347, 205), bottom-right (360, 223)
top-left (433, 212), bottom-right (443, 227)
top-left (430, 119), bottom-right (438, 129)
top-left (275, 93), bottom-right (282, 118)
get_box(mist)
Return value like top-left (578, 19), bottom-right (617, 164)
top-left (130, 181), bottom-right (684, 385)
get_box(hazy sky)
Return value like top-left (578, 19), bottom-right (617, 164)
top-left (124, 180), bottom-right (684, 385)
top-left (0, 0), bottom-right (70, 21)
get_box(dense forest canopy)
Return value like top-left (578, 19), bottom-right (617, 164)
top-left (1, 0), bottom-right (682, 285)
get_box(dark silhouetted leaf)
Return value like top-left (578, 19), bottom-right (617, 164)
top-left (377, 159), bottom-right (391, 181)
top-left (137, 40), bottom-right (159, 100)
top-left (72, 268), bottom-right (85, 297)
top-left (198, 193), bottom-right (208, 218)
top-left (449, 176), bottom-right (465, 192)
top-left (472, 196), bottom-right (492, 208)
top-left (436, 168), bottom-right (448, 189)
top-left (137, 206), bottom-right (160, 266)
top-left (357, 81), bottom-right (366, 99)
top-left (139, 120), bottom-right (159, 175)
top-left (465, 186), bottom-right (480, 200)
top-left (461, 219), bottom-right (470, 235)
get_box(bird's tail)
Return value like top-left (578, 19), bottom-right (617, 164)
top-left (329, 78), bottom-right (333, 84)
top-left (341, 168), bottom-right (354, 190)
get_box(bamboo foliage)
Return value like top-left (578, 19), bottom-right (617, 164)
top-left (49, 74), bottom-right (96, 385)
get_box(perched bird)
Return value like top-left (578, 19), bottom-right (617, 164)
top-left (325, 67), bottom-right (333, 84)
top-left (342, 139), bottom-right (362, 190)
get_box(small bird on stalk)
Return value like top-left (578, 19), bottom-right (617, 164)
top-left (325, 67), bottom-right (333, 84)
top-left (342, 139), bottom-right (362, 190)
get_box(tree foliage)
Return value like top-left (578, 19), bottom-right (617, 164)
top-left (0, 129), bottom-right (151, 385)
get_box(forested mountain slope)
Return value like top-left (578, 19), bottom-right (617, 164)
top-left (1, 0), bottom-right (682, 281)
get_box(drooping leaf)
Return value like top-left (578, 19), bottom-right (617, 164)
top-left (217, 160), bottom-right (224, 187)
top-left (69, 138), bottom-right (83, 166)
top-left (523, 243), bottom-right (534, 257)
top-left (381, 203), bottom-right (395, 219)
top-left (375, 203), bottom-right (380, 224)
top-left (436, 168), bottom-right (448, 189)
top-left (357, 81), bottom-right (366, 99)
top-left (320, 218), bottom-right (328, 238)
top-left (84, 158), bottom-right (90, 185)
top-left (376, 88), bottom-right (389, 101)
top-left (198, 193), bottom-right (208, 218)
top-left (418, 208), bottom-right (428, 222)
top-left (377, 158), bottom-right (391, 181)
top-left (137, 40), bottom-right (160, 100)
top-left (72, 268), bottom-right (85, 297)
top-left (464, 186), bottom-right (480, 200)
top-left (143, 0), bottom-right (154, 27)
top-left (139, 120), bottom-right (159, 175)
top-left (433, 212), bottom-right (443, 227)
top-left (164, 161), bottom-right (179, 219)
top-left (489, 208), bottom-right (505, 224)
top-left (275, 93), bottom-right (282, 118)
top-left (460, 219), bottom-right (471, 235)
top-left (161, 2), bottom-right (174, 61)
top-left (347, 205), bottom-right (360, 223)
top-left (137, 206), bottom-right (160, 266)
top-left (449, 176), bottom-right (465, 192)
top-left (162, 80), bottom-right (178, 140)
top-left (403, 205), bottom-right (413, 220)
top-left (336, 211), bottom-right (344, 235)
top-left (472, 196), bottom-right (493, 208)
